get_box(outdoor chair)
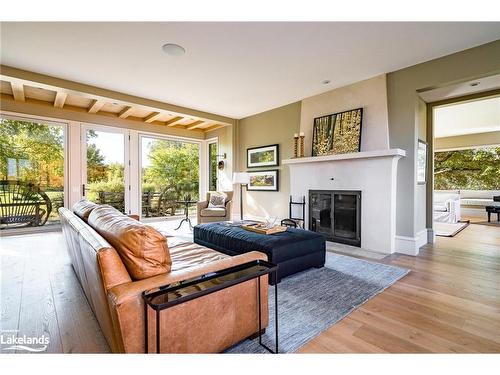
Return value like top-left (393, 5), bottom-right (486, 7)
top-left (0, 180), bottom-right (52, 229)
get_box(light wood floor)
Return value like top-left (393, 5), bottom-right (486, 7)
top-left (1, 221), bottom-right (499, 353)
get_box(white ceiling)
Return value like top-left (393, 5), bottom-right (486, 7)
top-left (434, 96), bottom-right (500, 138)
top-left (419, 74), bottom-right (500, 103)
top-left (1, 22), bottom-right (499, 119)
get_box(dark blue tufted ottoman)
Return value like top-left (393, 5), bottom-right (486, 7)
top-left (194, 222), bottom-right (326, 284)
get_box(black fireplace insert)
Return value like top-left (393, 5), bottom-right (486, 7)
top-left (309, 190), bottom-right (361, 247)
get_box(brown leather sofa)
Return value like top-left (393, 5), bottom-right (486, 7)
top-left (59, 201), bottom-right (268, 353)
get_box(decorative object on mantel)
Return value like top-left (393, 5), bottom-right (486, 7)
top-left (242, 223), bottom-right (288, 235)
top-left (299, 132), bottom-right (305, 157)
top-left (312, 108), bottom-right (363, 156)
top-left (247, 170), bottom-right (279, 191)
top-left (417, 139), bottom-right (428, 184)
top-left (247, 144), bottom-right (279, 168)
top-left (293, 133), bottom-right (299, 158)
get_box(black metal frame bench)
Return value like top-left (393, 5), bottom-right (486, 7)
top-left (0, 180), bottom-right (52, 229)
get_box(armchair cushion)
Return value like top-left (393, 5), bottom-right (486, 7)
top-left (201, 207), bottom-right (227, 217)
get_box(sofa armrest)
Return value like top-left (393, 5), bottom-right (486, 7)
top-left (108, 250), bottom-right (267, 307)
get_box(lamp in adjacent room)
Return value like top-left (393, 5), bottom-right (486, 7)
top-left (232, 172), bottom-right (250, 220)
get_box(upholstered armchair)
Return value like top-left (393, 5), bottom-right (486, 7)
top-left (196, 191), bottom-right (233, 224)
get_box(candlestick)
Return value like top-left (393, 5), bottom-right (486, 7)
top-left (299, 135), bottom-right (305, 157)
top-left (293, 134), bottom-right (299, 158)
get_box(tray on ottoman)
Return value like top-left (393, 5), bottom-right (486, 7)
top-left (194, 222), bottom-right (326, 284)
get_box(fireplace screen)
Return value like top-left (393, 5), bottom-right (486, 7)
top-left (309, 190), bottom-right (361, 247)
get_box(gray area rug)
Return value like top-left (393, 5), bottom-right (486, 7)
top-left (226, 252), bottom-right (409, 353)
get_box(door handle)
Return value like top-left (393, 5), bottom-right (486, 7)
top-left (82, 184), bottom-right (86, 197)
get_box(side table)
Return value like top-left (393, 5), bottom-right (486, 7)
top-left (142, 259), bottom-right (279, 354)
top-left (174, 200), bottom-right (197, 230)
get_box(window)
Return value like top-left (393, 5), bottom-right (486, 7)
top-left (434, 146), bottom-right (500, 190)
top-left (0, 116), bottom-right (66, 230)
top-left (208, 141), bottom-right (218, 191)
top-left (140, 135), bottom-right (200, 218)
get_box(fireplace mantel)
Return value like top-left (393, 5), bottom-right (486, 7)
top-left (283, 148), bottom-right (406, 165)
top-left (285, 147), bottom-right (407, 255)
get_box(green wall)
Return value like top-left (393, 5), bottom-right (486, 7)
top-left (237, 101), bottom-right (301, 219)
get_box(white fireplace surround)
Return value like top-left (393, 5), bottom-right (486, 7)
top-left (283, 149), bottom-right (406, 255)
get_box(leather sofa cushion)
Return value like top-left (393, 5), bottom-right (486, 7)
top-left (88, 205), bottom-right (171, 280)
top-left (200, 208), bottom-right (227, 217)
top-left (73, 199), bottom-right (99, 222)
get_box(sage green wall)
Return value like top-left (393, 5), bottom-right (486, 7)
top-left (387, 39), bottom-right (500, 238)
top-left (237, 102), bottom-right (301, 219)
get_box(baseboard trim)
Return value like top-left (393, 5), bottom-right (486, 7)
top-left (395, 229), bottom-right (428, 256)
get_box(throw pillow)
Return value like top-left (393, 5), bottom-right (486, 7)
top-left (208, 192), bottom-right (226, 208)
top-left (88, 205), bottom-right (171, 280)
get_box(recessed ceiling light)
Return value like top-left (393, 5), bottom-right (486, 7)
top-left (470, 82), bottom-right (480, 87)
top-left (322, 80), bottom-right (331, 85)
top-left (162, 43), bottom-right (186, 56)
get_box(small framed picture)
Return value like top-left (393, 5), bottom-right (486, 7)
top-left (247, 144), bottom-right (279, 168)
top-left (417, 139), bottom-right (428, 184)
top-left (247, 170), bottom-right (279, 191)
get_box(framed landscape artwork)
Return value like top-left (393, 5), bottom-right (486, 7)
top-left (417, 139), bottom-right (428, 184)
top-left (247, 170), bottom-right (279, 191)
top-left (247, 144), bottom-right (279, 168)
top-left (312, 108), bottom-right (363, 156)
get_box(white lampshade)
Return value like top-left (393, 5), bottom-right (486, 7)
top-left (232, 172), bottom-right (250, 184)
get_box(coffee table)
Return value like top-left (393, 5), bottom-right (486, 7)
top-left (194, 222), bottom-right (326, 284)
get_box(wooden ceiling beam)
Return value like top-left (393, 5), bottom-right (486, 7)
top-left (165, 116), bottom-right (186, 127)
top-left (204, 124), bottom-right (225, 132)
top-left (53, 91), bottom-right (67, 108)
top-left (118, 106), bottom-right (134, 119)
top-left (0, 65), bottom-right (235, 126)
top-left (10, 82), bottom-right (25, 101)
top-left (186, 120), bottom-right (206, 130)
top-left (88, 99), bottom-right (106, 113)
top-left (144, 111), bottom-right (162, 123)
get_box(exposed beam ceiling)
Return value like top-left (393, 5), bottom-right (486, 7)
top-left (53, 91), bottom-right (67, 108)
top-left (143, 111), bottom-right (162, 123)
top-left (118, 106), bottom-right (134, 118)
top-left (10, 82), bottom-right (25, 101)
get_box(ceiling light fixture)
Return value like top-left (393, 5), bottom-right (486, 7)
top-left (470, 82), bottom-right (480, 87)
top-left (162, 43), bottom-right (186, 56)
top-left (322, 80), bottom-right (331, 85)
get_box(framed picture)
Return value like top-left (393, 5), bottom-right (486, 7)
top-left (247, 170), bottom-right (279, 191)
top-left (312, 108), bottom-right (363, 156)
top-left (247, 144), bottom-right (279, 168)
top-left (417, 139), bottom-right (428, 184)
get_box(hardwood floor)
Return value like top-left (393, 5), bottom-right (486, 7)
top-left (1, 221), bottom-right (499, 353)
top-left (299, 221), bottom-right (500, 353)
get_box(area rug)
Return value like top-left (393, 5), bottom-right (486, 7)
top-left (434, 220), bottom-right (470, 237)
top-left (226, 252), bottom-right (409, 353)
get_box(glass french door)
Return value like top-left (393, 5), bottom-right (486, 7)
top-left (81, 125), bottom-right (130, 213)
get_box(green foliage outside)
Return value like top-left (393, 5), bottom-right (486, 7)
top-left (434, 146), bottom-right (500, 190)
top-left (0, 118), bottom-right (65, 223)
top-left (142, 139), bottom-right (199, 201)
top-left (0, 119), bottom-right (200, 225)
